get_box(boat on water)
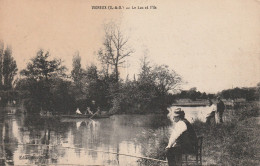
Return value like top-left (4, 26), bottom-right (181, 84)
top-left (61, 107), bottom-right (111, 119)
top-left (39, 107), bottom-right (111, 119)
top-left (61, 114), bottom-right (111, 119)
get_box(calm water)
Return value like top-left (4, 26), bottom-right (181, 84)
top-left (0, 106), bottom-right (211, 166)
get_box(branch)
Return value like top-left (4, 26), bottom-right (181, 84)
top-left (118, 50), bottom-right (133, 61)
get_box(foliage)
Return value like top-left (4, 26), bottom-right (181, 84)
top-left (0, 43), bottom-right (18, 90)
top-left (152, 65), bottom-right (182, 95)
top-left (2, 46), bottom-right (18, 90)
top-left (20, 49), bottom-right (66, 81)
top-left (0, 41), bottom-right (3, 88)
top-left (49, 77), bottom-right (76, 114)
top-left (71, 52), bottom-right (84, 90)
top-left (98, 23), bottom-right (133, 82)
top-left (220, 87), bottom-right (259, 101)
top-left (82, 65), bottom-right (100, 103)
top-left (71, 64), bottom-right (117, 112)
top-left (110, 61), bottom-right (182, 113)
top-left (18, 50), bottom-right (70, 114)
top-left (192, 101), bottom-right (260, 166)
top-left (0, 42), bottom-right (18, 106)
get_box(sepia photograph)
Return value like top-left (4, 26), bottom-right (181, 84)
top-left (0, 0), bottom-right (259, 165)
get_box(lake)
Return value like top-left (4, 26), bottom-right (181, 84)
top-left (0, 106), bottom-right (212, 165)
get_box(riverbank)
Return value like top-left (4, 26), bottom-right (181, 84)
top-left (139, 101), bottom-right (259, 166)
top-left (172, 98), bottom-right (246, 109)
top-left (194, 101), bottom-right (259, 165)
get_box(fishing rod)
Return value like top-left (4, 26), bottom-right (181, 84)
top-left (3, 162), bottom-right (96, 166)
top-left (1, 143), bottom-right (167, 163)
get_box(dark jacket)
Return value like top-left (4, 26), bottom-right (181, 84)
top-left (217, 100), bottom-right (225, 113)
top-left (176, 118), bottom-right (198, 153)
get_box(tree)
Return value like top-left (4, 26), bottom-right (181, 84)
top-left (138, 55), bottom-right (153, 84)
top-left (20, 49), bottom-right (67, 113)
top-left (83, 64), bottom-right (99, 100)
top-left (187, 87), bottom-right (197, 101)
top-left (2, 46), bottom-right (18, 90)
top-left (20, 49), bottom-right (66, 81)
top-left (98, 23), bottom-right (133, 82)
top-left (0, 43), bottom-right (18, 90)
top-left (0, 41), bottom-right (4, 88)
top-left (201, 92), bottom-right (207, 99)
top-left (71, 52), bottom-right (84, 90)
top-left (135, 64), bottom-right (183, 112)
top-left (135, 56), bottom-right (158, 112)
top-left (152, 65), bottom-right (182, 95)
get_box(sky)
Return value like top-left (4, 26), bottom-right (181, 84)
top-left (0, 0), bottom-right (259, 93)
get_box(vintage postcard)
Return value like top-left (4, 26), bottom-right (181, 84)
top-left (0, 0), bottom-right (259, 165)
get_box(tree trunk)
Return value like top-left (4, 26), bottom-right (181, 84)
top-left (115, 64), bottom-right (118, 82)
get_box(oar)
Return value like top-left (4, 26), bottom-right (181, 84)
top-left (89, 110), bottom-right (100, 119)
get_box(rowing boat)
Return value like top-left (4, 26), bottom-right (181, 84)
top-left (61, 114), bottom-right (110, 119)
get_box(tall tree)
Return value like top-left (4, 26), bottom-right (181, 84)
top-left (0, 41), bottom-right (4, 88)
top-left (98, 23), bottom-right (133, 82)
top-left (138, 55), bottom-right (153, 84)
top-left (71, 52), bottom-right (84, 89)
top-left (152, 65), bottom-right (182, 95)
top-left (20, 49), bottom-right (66, 81)
top-left (2, 45), bottom-right (18, 90)
top-left (20, 49), bottom-right (67, 113)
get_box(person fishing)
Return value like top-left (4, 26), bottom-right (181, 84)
top-left (166, 108), bottom-right (198, 166)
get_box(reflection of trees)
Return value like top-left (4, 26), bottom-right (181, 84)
top-left (0, 116), bottom-right (18, 165)
top-left (112, 115), bottom-right (170, 165)
top-left (71, 120), bottom-right (101, 157)
top-left (18, 116), bottom-right (70, 164)
top-left (1, 114), bottom-right (170, 165)
top-left (137, 127), bottom-right (169, 166)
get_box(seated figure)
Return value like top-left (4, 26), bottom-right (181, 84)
top-left (166, 108), bottom-right (198, 166)
top-left (76, 108), bottom-right (82, 114)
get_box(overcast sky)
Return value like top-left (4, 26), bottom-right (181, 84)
top-left (0, 0), bottom-right (259, 93)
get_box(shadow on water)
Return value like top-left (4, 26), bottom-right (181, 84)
top-left (0, 114), bottom-right (72, 165)
top-left (1, 114), bottom-right (18, 165)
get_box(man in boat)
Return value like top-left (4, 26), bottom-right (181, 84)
top-left (90, 100), bottom-right (97, 113)
top-left (76, 108), bottom-right (82, 114)
top-left (87, 107), bottom-right (93, 115)
top-left (166, 108), bottom-right (198, 166)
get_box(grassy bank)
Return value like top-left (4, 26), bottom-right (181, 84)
top-left (193, 101), bottom-right (259, 165)
top-left (139, 101), bottom-right (259, 166)
top-left (172, 98), bottom-right (245, 108)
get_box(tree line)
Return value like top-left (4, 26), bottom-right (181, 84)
top-left (1, 24), bottom-right (259, 114)
top-left (174, 87), bottom-right (216, 101)
top-left (0, 24), bottom-right (182, 114)
top-left (219, 86), bottom-right (260, 101)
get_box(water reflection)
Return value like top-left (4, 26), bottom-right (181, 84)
top-left (0, 107), bottom-right (211, 165)
top-left (171, 106), bottom-right (212, 123)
